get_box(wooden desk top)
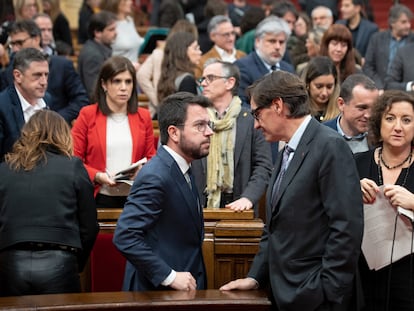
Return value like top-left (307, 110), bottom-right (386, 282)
top-left (0, 290), bottom-right (271, 311)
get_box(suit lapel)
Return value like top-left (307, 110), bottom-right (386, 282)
top-left (234, 110), bottom-right (249, 166)
top-left (96, 109), bottom-right (107, 164)
top-left (272, 119), bottom-right (318, 214)
top-left (9, 87), bottom-right (25, 130)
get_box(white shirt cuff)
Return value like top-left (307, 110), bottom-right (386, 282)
top-left (161, 270), bottom-right (176, 286)
top-left (406, 81), bottom-right (413, 92)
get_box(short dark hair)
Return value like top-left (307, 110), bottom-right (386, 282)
top-left (271, 1), bottom-right (298, 19)
top-left (389, 4), bottom-right (413, 26)
top-left (88, 10), bottom-right (117, 39)
top-left (13, 47), bottom-right (48, 72)
top-left (10, 19), bottom-right (41, 38)
top-left (93, 56), bottom-right (138, 115)
top-left (340, 74), bottom-right (377, 103)
top-left (369, 90), bottom-right (414, 147)
top-left (158, 92), bottom-right (212, 145)
top-left (248, 70), bottom-right (309, 118)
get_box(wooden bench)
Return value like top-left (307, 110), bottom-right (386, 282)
top-left (0, 289), bottom-right (271, 311)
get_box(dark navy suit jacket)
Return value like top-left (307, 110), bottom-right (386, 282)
top-left (0, 54), bottom-right (88, 123)
top-left (235, 51), bottom-right (295, 108)
top-left (0, 86), bottom-right (52, 160)
top-left (113, 146), bottom-right (206, 291)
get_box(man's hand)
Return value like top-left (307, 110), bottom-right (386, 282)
top-left (220, 277), bottom-right (258, 291)
top-left (170, 272), bottom-right (197, 291)
top-left (225, 197), bottom-right (253, 212)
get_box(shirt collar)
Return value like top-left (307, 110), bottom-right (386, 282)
top-left (336, 115), bottom-right (367, 140)
top-left (286, 115), bottom-right (312, 151)
top-left (15, 86), bottom-right (46, 114)
top-left (214, 45), bottom-right (236, 62)
top-left (163, 145), bottom-right (191, 175)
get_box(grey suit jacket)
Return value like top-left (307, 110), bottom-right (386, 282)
top-left (247, 118), bottom-right (363, 310)
top-left (363, 30), bottom-right (414, 89)
top-left (385, 42), bottom-right (414, 90)
top-left (192, 106), bottom-right (273, 214)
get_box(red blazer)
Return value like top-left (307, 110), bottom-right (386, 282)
top-left (71, 104), bottom-right (156, 195)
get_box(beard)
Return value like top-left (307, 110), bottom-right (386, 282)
top-left (179, 134), bottom-right (210, 160)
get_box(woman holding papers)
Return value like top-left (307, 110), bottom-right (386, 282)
top-left (72, 56), bottom-right (156, 209)
top-left (356, 90), bottom-right (414, 311)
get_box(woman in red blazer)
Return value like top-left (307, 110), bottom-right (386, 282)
top-left (72, 56), bottom-right (156, 208)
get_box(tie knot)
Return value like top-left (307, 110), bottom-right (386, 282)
top-left (284, 145), bottom-right (294, 155)
top-left (187, 167), bottom-right (192, 176)
top-left (270, 63), bottom-right (280, 71)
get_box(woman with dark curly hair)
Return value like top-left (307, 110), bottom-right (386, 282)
top-left (356, 90), bottom-right (414, 311)
top-left (157, 31), bottom-right (201, 103)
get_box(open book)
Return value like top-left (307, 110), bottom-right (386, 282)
top-left (113, 157), bottom-right (147, 182)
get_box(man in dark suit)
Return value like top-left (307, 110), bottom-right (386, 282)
top-left (193, 59), bottom-right (272, 214)
top-left (235, 15), bottom-right (294, 108)
top-left (220, 71), bottom-right (363, 311)
top-left (324, 74), bottom-right (378, 154)
top-left (384, 41), bottom-right (414, 91)
top-left (0, 48), bottom-right (51, 160)
top-left (0, 20), bottom-right (88, 124)
top-left (78, 10), bottom-right (117, 99)
top-left (363, 4), bottom-right (413, 91)
top-left (336, 0), bottom-right (378, 58)
top-left (113, 92), bottom-right (214, 291)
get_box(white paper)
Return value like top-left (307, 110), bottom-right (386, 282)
top-left (362, 186), bottom-right (414, 270)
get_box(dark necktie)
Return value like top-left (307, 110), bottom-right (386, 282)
top-left (270, 63), bottom-right (280, 72)
top-left (187, 167), bottom-right (201, 214)
top-left (271, 145), bottom-right (294, 208)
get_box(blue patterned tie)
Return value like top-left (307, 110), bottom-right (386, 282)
top-left (271, 145), bottom-right (294, 208)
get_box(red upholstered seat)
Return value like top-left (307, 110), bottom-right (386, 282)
top-left (90, 233), bottom-right (126, 292)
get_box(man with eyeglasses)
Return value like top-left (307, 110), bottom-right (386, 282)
top-left (114, 92), bottom-right (213, 292)
top-left (0, 48), bottom-right (51, 160)
top-left (220, 70), bottom-right (363, 311)
top-left (0, 19), bottom-right (88, 124)
top-left (194, 15), bottom-right (245, 78)
top-left (193, 59), bottom-right (272, 214)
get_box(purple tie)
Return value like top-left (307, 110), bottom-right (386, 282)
top-left (271, 145), bottom-right (294, 208)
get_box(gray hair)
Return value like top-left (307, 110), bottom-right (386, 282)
top-left (311, 6), bottom-right (333, 18)
top-left (204, 58), bottom-right (240, 95)
top-left (389, 4), bottom-right (413, 26)
top-left (207, 15), bottom-right (233, 34)
top-left (254, 15), bottom-right (291, 39)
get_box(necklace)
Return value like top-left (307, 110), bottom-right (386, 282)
top-left (377, 147), bottom-right (411, 186)
top-left (379, 147), bottom-right (412, 170)
top-left (109, 113), bottom-right (128, 123)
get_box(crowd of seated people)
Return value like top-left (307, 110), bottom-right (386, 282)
top-left (2, 1), bottom-right (414, 310)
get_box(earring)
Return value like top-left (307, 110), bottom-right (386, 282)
top-left (103, 88), bottom-right (107, 93)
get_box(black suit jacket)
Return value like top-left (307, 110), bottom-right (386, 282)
top-left (248, 118), bottom-right (363, 310)
top-left (0, 54), bottom-right (88, 123)
top-left (0, 86), bottom-right (52, 160)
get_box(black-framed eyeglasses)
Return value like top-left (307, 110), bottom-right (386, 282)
top-left (9, 36), bottom-right (32, 48)
top-left (176, 121), bottom-right (215, 132)
top-left (197, 74), bottom-right (229, 85)
top-left (251, 106), bottom-right (266, 121)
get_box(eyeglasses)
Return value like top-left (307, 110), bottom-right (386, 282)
top-left (197, 74), bottom-right (229, 85)
top-left (9, 36), bottom-right (32, 48)
top-left (176, 121), bottom-right (215, 132)
top-left (251, 106), bottom-right (265, 121)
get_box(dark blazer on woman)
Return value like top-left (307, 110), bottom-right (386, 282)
top-left (0, 150), bottom-right (99, 271)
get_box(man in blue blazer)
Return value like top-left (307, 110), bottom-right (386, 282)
top-left (221, 71), bottom-right (363, 311)
top-left (0, 20), bottom-right (88, 124)
top-left (113, 92), bottom-right (214, 291)
top-left (235, 15), bottom-right (295, 108)
top-left (0, 48), bottom-right (51, 160)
